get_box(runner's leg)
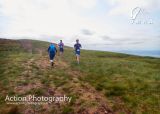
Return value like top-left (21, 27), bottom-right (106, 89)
top-left (50, 52), bottom-right (55, 67)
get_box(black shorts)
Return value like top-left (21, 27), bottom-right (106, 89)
top-left (49, 52), bottom-right (55, 60)
top-left (59, 48), bottom-right (64, 52)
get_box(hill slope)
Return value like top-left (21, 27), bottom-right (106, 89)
top-left (0, 39), bottom-right (159, 114)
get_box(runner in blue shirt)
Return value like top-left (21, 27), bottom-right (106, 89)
top-left (58, 40), bottom-right (64, 56)
top-left (74, 39), bottom-right (82, 64)
top-left (48, 42), bottom-right (57, 66)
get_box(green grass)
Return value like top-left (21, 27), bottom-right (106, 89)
top-left (0, 39), bottom-right (159, 114)
top-left (62, 106), bottom-right (74, 114)
top-left (64, 50), bottom-right (160, 113)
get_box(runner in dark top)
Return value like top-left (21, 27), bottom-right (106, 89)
top-left (48, 42), bottom-right (57, 66)
top-left (58, 40), bottom-right (64, 56)
top-left (74, 39), bottom-right (82, 64)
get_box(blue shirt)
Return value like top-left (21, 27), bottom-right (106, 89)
top-left (48, 44), bottom-right (57, 53)
top-left (74, 43), bottom-right (81, 51)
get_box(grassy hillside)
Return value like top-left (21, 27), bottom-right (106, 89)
top-left (0, 39), bottom-right (159, 114)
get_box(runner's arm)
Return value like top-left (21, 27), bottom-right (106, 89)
top-left (48, 46), bottom-right (50, 52)
top-left (74, 44), bottom-right (76, 49)
top-left (55, 47), bottom-right (57, 53)
top-left (80, 44), bottom-right (82, 48)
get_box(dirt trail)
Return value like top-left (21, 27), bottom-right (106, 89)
top-left (13, 51), bottom-right (114, 114)
top-left (42, 55), bottom-right (114, 114)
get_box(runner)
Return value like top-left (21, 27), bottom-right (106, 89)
top-left (48, 42), bottom-right (57, 66)
top-left (58, 40), bottom-right (64, 56)
top-left (74, 39), bottom-right (82, 64)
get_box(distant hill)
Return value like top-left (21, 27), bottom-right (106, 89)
top-left (0, 38), bottom-right (159, 114)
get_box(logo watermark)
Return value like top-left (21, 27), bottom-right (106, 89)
top-left (5, 95), bottom-right (72, 105)
top-left (130, 7), bottom-right (153, 24)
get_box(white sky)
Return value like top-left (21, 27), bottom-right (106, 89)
top-left (0, 0), bottom-right (160, 51)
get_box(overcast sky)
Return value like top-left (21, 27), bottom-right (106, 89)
top-left (0, 0), bottom-right (160, 51)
